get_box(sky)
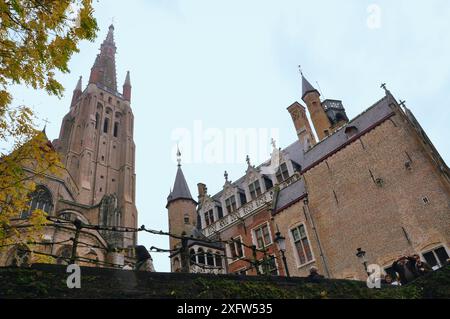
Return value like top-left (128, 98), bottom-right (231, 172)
top-left (8, 0), bottom-right (450, 272)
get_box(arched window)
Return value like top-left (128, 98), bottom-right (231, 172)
top-left (21, 186), bottom-right (53, 218)
top-left (113, 122), bottom-right (119, 137)
top-left (95, 113), bottom-right (100, 129)
top-left (103, 118), bottom-right (109, 133)
top-left (206, 250), bottom-right (214, 266)
top-left (197, 248), bottom-right (205, 265)
top-left (56, 246), bottom-right (72, 265)
top-left (190, 249), bottom-right (196, 265)
top-left (6, 245), bottom-right (31, 267)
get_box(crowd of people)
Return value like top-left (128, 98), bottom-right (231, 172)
top-left (382, 254), bottom-right (433, 286)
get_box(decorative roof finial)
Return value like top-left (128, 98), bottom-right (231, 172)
top-left (224, 171), bottom-right (229, 183)
top-left (246, 155), bottom-right (251, 167)
top-left (176, 145), bottom-right (182, 167)
top-left (298, 65), bottom-right (303, 76)
top-left (380, 82), bottom-right (388, 93)
top-left (271, 138), bottom-right (277, 149)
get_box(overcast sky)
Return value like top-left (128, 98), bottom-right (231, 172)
top-left (9, 0), bottom-right (450, 272)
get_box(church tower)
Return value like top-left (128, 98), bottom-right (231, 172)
top-left (53, 25), bottom-right (137, 249)
top-left (166, 149), bottom-right (197, 257)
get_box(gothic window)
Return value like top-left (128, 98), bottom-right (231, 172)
top-left (206, 250), bottom-right (215, 266)
top-left (249, 180), bottom-right (262, 200)
top-left (56, 246), bottom-right (72, 265)
top-left (95, 113), bottom-right (100, 129)
top-left (229, 237), bottom-right (244, 260)
top-left (103, 118), bottom-right (109, 133)
top-left (239, 192), bottom-right (247, 205)
top-left (204, 209), bottom-right (214, 226)
top-left (291, 224), bottom-right (313, 265)
top-left (253, 223), bottom-right (272, 249)
top-left (20, 186), bottom-right (53, 219)
top-left (197, 248), bottom-right (205, 265)
top-left (113, 122), bottom-right (119, 137)
top-left (276, 163), bottom-right (290, 183)
top-left (6, 245), bottom-right (31, 267)
top-left (215, 253), bottom-right (222, 268)
top-left (190, 249), bottom-right (196, 265)
top-left (264, 176), bottom-right (273, 190)
top-left (225, 195), bottom-right (237, 214)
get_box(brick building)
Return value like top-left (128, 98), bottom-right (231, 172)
top-left (167, 73), bottom-right (450, 280)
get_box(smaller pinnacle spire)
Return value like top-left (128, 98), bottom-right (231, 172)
top-left (300, 69), bottom-right (319, 100)
top-left (75, 76), bottom-right (82, 91)
top-left (246, 155), bottom-right (251, 167)
top-left (224, 171), bottom-right (229, 183)
top-left (124, 71), bottom-right (131, 86)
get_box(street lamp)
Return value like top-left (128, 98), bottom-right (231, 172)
top-left (275, 229), bottom-right (290, 278)
top-left (356, 248), bottom-right (369, 276)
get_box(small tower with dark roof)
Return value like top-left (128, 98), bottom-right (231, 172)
top-left (166, 148), bottom-right (198, 269)
top-left (300, 70), bottom-right (332, 141)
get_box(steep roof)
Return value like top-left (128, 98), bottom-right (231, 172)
top-left (302, 74), bottom-right (319, 100)
top-left (167, 166), bottom-right (196, 207)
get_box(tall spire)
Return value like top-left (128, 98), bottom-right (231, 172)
top-left (89, 24), bottom-right (118, 92)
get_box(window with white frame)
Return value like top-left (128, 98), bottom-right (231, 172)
top-left (276, 163), bottom-right (290, 183)
top-left (225, 195), bottom-right (237, 213)
top-left (204, 209), bottom-right (214, 226)
top-left (259, 255), bottom-right (278, 276)
top-left (422, 246), bottom-right (449, 270)
top-left (253, 223), bottom-right (272, 249)
top-left (229, 237), bottom-right (244, 260)
top-left (249, 180), bottom-right (262, 200)
top-left (291, 224), bottom-right (313, 265)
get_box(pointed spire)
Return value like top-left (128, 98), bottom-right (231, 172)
top-left (71, 76), bottom-right (82, 106)
top-left (75, 76), bottom-right (82, 91)
top-left (123, 71), bottom-right (132, 101)
top-left (299, 66), bottom-right (319, 100)
top-left (124, 71), bottom-right (131, 86)
top-left (166, 147), bottom-right (196, 208)
top-left (89, 24), bottom-right (118, 92)
top-left (106, 24), bottom-right (115, 44)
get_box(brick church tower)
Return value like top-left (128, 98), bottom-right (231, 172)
top-left (53, 25), bottom-right (138, 249)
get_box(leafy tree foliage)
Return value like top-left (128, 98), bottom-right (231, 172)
top-left (0, 0), bottom-right (98, 257)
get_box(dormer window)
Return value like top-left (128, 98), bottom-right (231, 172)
top-left (276, 163), bottom-right (290, 183)
top-left (204, 209), bottom-right (215, 226)
top-left (249, 180), bottom-right (262, 200)
top-left (225, 195), bottom-right (237, 214)
top-left (345, 126), bottom-right (359, 139)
